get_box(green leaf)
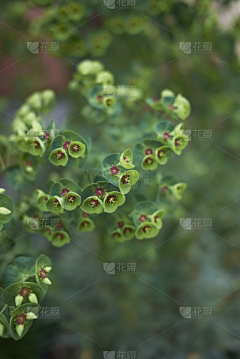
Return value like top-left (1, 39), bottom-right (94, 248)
top-left (9, 303), bottom-right (40, 341)
top-left (13, 257), bottom-right (36, 277)
top-left (2, 282), bottom-right (45, 307)
top-left (5, 265), bottom-right (24, 287)
top-left (155, 120), bottom-right (175, 144)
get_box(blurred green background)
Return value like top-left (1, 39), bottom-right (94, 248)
top-left (1, 0), bottom-right (240, 358)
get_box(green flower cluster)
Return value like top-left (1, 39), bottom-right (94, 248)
top-left (0, 255), bottom-right (52, 340)
top-left (0, 189), bottom-right (14, 232)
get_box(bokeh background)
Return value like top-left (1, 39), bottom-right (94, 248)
top-left (1, 0), bottom-right (240, 358)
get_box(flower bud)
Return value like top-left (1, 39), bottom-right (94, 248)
top-left (42, 278), bottom-right (52, 285)
top-left (44, 267), bottom-right (52, 273)
top-left (0, 207), bottom-right (11, 215)
top-left (0, 323), bottom-right (4, 337)
top-left (16, 324), bottom-right (24, 337)
top-left (26, 312), bottom-right (38, 320)
top-left (29, 293), bottom-right (38, 304)
top-left (15, 294), bottom-right (24, 307)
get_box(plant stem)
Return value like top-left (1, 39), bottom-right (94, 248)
top-left (0, 304), bottom-right (7, 314)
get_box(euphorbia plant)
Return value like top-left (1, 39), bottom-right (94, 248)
top-left (0, 59), bottom-right (190, 340)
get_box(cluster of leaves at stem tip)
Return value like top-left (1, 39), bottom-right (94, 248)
top-left (0, 59), bottom-right (190, 339)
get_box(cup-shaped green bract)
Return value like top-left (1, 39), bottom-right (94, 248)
top-left (150, 209), bottom-right (165, 229)
top-left (81, 196), bottom-right (104, 214)
top-left (78, 60), bottom-right (104, 76)
top-left (35, 254), bottom-right (52, 293)
top-left (155, 120), bottom-right (175, 145)
top-left (41, 226), bottom-right (53, 241)
top-left (96, 71), bottom-right (114, 85)
top-left (119, 149), bottom-right (135, 169)
top-left (155, 146), bottom-right (172, 165)
top-left (141, 155), bottom-right (158, 170)
top-left (135, 222), bottom-right (159, 240)
top-left (27, 92), bottom-right (42, 110)
top-left (2, 282), bottom-right (45, 307)
top-left (119, 170), bottom-right (139, 194)
top-left (68, 141), bottom-right (86, 158)
top-left (9, 303), bottom-right (40, 341)
top-left (78, 218), bottom-right (95, 232)
top-left (41, 89), bottom-right (56, 111)
top-left (102, 153), bottom-right (126, 187)
top-left (171, 123), bottom-right (184, 137)
top-left (46, 196), bottom-right (64, 214)
top-left (62, 192), bottom-right (81, 211)
top-left (0, 313), bottom-right (9, 338)
top-left (49, 148), bottom-right (68, 166)
top-left (110, 229), bottom-right (124, 242)
top-left (132, 201), bottom-right (162, 227)
top-left (103, 97), bottom-right (116, 109)
top-left (169, 183), bottom-right (187, 200)
top-left (0, 194), bottom-right (13, 224)
top-left (173, 94), bottom-right (191, 120)
top-left (122, 225), bottom-right (136, 240)
top-left (36, 190), bottom-right (50, 212)
top-left (103, 191), bottom-right (125, 213)
top-left (51, 230), bottom-right (71, 247)
top-left (26, 137), bottom-right (45, 157)
top-left (170, 134), bottom-right (188, 155)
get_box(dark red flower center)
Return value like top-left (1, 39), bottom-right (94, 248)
top-left (106, 195), bottom-right (116, 204)
top-left (71, 144), bottom-right (80, 153)
top-left (168, 104), bottom-right (174, 109)
top-left (145, 157), bottom-right (153, 165)
top-left (139, 214), bottom-right (147, 222)
top-left (143, 225), bottom-right (151, 233)
top-left (63, 141), bottom-right (71, 150)
top-left (162, 186), bottom-right (168, 193)
top-left (118, 221), bottom-right (124, 228)
top-left (61, 188), bottom-right (69, 196)
top-left (82, 221), bottom-right (90, 228)
top-left (121, 175), bottom-right (130, 185)
top-left (43, 132), bottom-right (50, 140)
top-left (46, 228), bottom-right (51, 234)
top-left (16, 314), bottom-right (27, 325)
top-left (54, 199), bottom-right (61, 207)
top-left (56, 150), bottom-right (65, 159)
top-left (56, 233), bottom-right (64, 240)
top-left (34, 140), bottom-right (40, 149)
top-left (82, 212), bottom-right (89, 218)
top-left (40, 268), bottom-right (47, 279)
top-left (154, 216), bottom-right (159, 223)
top-left (164, 132), bottom-right (170, 140)
top-left (95, 187), bottom-right (105, 196)
top-left (113, 232), bottom-right (121, 237)
top-left (97, 95), bottom-right (103, 101)
top-left (56, 221), bottom-right (63, 228)
top-left (26, 160), bottom-right (32, 166)
top-left (67, 195), bottom-right (76, 203)
top-left (123, 156), bottom-right (129, 163)
top-left (19, 287), bottom-right (30, 298)
top-left (89, 199), bottom-right (99, 208)
top-left (145, 148), bottom-right (152, 155)
top-left (124, 227), bottom-right (132, 233)
top-left (158, 150), bottom-right (164, 158)
top-left (175, 139), bottom-right (180, 147)
top-left (110, 165), bottom-right (120, 175)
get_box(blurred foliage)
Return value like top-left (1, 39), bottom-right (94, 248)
top-left (1, 0), bottom-right (240, 358)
